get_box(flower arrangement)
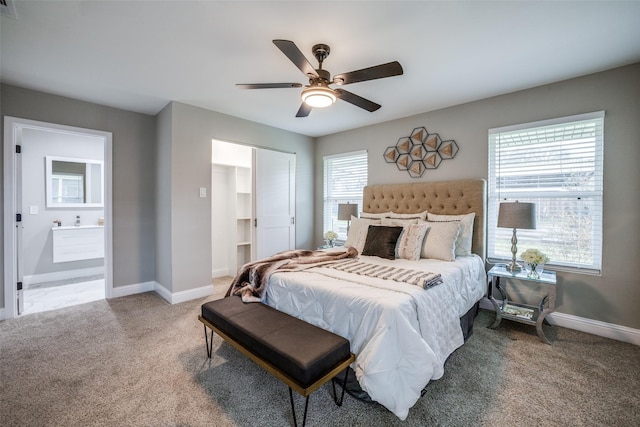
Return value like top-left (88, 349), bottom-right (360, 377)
top-left (323, 230), bottom-right (338, 241)
top-left (519, 248), bottom-right (550, 265)
top-left (323, 230), bottom-right (338, 246)
top-left (519, 248), bottom-right (549, 278)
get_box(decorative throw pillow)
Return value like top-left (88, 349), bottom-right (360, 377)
top-left (420, 221), bottom-right (462, 261)
top-left (362, 226), bottom-right (403, 260)
top-left (345, 217), bottom-right (381, 253)
top-left (427, 212), bottom-right (476, 256)
top-left (381, 217), bottom-right (420, 259)
top-left (396, 222), bottom-right (430, 261)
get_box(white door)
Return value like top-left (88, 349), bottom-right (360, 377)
top-left (254, 149), bottom-right (296, 259)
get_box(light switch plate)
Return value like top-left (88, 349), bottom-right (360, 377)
top-left (30, 205), bottom-right (39, 215)
top-left (199, 187), bottom-right (206, 198)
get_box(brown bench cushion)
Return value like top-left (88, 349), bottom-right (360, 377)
top-left (201, 296), bottom-right (351, 389)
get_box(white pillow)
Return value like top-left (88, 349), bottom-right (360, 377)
top-left (397, 222), bottom-right (430, 261)
top-left (360, 211), bottom-right (391, 219)
top-left (345, 216), bottom-right (381, 253)
top-left (427, 212), bottom-right (475, 256)
top-left (381, 218), bottom-right (420, 226)
top-left (389, 210), bottom-right (428, 220)
top-left (420, 221), bottom-right (462, 261)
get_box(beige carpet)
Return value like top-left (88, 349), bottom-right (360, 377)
top-left (1, 280), bottom-right (639, 426)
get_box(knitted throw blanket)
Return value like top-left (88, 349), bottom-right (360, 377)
top-left (226, 247), bottom-right (359, 302)
top-left (325, 259), bottom-right (443, 290)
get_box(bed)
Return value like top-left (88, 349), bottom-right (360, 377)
top-left (262, 180), bottom-right (487, 420)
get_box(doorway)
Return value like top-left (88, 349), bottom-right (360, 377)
top-left (3, 117), bottom-right (113, 318)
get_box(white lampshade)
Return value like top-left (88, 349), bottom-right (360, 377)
top-left (337, 203), bottom-right (358, 221)
top-left (301, 86), bottom-right (336, 108)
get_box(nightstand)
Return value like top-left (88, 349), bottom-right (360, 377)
top-left (487, 264), bottom-right (557, 344)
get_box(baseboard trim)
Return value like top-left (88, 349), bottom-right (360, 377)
top-left (212, 268), bottom-right (229, 278)
top-left (107, 280), bottom-right (213, 305)
top-left (24, 266), bottom-right (105, 286)
top-left (0, 307), bottom-right (5, 321)
top-left (153, 282), bottom-right (213, 305)
top-left (479, 298), bottom-right (640, 346)
top-left (110, 281), bottom-right (156, 299)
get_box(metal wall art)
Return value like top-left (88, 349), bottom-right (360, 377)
top-left (383, 127), bottom-right (459, 178)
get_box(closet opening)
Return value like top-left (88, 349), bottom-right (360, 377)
top-left (211, 139), bottom-right (297, 297)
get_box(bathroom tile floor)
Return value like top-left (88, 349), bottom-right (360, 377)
top-left (23, 279), bottom-right (105, 315)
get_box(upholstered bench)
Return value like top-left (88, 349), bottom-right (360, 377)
top-left (199, 296), bottom-right (355, 427)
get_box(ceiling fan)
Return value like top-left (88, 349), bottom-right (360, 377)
top-left (236, 40), bottom-right (404, 117)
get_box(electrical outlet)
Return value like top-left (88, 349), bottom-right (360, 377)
top-left (30, 205), bottom-right (38, 215)
top-left (199, 187), bottom-right (207, 198)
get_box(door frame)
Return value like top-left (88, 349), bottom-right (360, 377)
top-left (3, 116), bottom-right (113, 319)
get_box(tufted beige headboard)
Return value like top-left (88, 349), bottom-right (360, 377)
top-left (362, 179), bottom-right (487, 260)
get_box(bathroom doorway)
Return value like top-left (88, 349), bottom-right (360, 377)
top-left (3, 117), bottom-right (113, 318)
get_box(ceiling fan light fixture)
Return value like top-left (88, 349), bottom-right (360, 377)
top-left (301, 86), bottom-right (336, 108)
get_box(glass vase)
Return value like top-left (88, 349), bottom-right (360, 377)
top-left (526, 263), bottom-right (543, 279)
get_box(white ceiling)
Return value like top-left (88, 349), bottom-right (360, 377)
top-left (2, 1), bottom-right (640, 138)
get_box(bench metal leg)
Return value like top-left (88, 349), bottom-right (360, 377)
top-left (203, 325), bottom-right (214, 359)
top-left (289, 368), bottom-right (349, 426)
top-left (331, 368), bottom-right (349, 407)
top-left (289, 387), bottom-right (310, 427)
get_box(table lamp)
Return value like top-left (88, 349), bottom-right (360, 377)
top-left (337, 203), bottom-right (358, 232)
top-left (497, 201), bottom-right (536, 272)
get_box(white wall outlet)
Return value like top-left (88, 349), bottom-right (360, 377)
top-left (29, 205), bottom-right (39, 215)
top-left (199, 187), bottom-right (207, 198)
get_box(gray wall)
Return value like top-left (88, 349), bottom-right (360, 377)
top-left (21, 127), bottom-right (104, 278)
top-left (315, 63), bottom-right (640, 330)
top-left (155, 103), bottom-right (173, 290)
top-left (1, 84), bottom-right (157, 309)
top-left (155, 102), bottom-right (315, 294)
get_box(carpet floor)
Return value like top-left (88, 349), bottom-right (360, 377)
top-left (1, 283), bottom-right (639, 426)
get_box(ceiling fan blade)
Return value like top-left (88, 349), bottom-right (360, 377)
top-left (236, 83), bottom-right (302, 89)
top-left (296, 103), bottom-right (312, 117)
top-left (273, 40), bottom-right (319, 79)
top-left (333, 61), bottom-right (403, 85)
top-left (334, 89), bottom-right (381, 112)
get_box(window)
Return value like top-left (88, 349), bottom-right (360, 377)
top-left (52, 173), bottom-right (84, 204)
top-left (487, 111), bottom-right (604, 274)
top-left (323, 150), bottom-right (368, 241)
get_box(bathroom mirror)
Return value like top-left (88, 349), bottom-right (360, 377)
top-left (45, 156), bottom-right (104, 208)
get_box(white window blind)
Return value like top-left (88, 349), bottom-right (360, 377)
top-left (487, 111), bottom-right (604, 274)
top-left (323, 150), bottom-right (368, 241)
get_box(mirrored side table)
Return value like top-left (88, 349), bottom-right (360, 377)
top-left (487, 264), bottom-right (557, 344)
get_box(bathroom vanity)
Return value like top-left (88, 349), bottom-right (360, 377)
top-left (52, 225), bottom-right (105, 263)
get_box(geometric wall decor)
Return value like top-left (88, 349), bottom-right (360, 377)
top-left (383, 126), bottom-right (459, 178)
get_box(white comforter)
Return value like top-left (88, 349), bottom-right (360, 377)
top-left (264, 253), bottom-right (486, 420)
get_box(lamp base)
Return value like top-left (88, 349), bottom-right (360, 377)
top-left (505, 261), bottom-right (522, 272)
top-left (506, 228), bottom-right (521, 272)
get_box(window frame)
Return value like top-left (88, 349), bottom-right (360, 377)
top-left (487, 111), bottom-right (604, 275)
